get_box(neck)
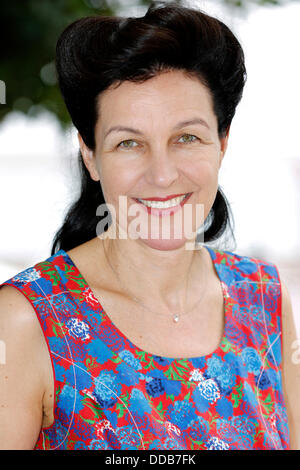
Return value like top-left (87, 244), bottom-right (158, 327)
top-left (100, 229), bottom-right (206, 314)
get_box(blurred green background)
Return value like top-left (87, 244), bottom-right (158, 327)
top-left (0, 0), bottom-right (292, 130)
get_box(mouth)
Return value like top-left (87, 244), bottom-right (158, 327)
top-left (137, 193), bottom-right (188, 202)
top-left (132, 192), bottom-right (193, 216)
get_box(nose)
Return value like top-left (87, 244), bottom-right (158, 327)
top-left (144, 148), bottom-right (179, 188)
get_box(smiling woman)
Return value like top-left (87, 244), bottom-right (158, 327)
top-left (1, 0), bottom-right (299, 451)
top-left (78, 69), bottom-right (228, 251)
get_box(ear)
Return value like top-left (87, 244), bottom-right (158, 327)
top-left (77, 132), bottom-right (100, 182)
top-left (218, 126), bottom-right (230, 168)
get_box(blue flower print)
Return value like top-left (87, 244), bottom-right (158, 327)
top-left (226, 317), bottom-right (248, 348)
top-left (162, 437), bottom-right (183, 450)
top-left (66, 318), bottom-right (90, 341)
top-left (215, 397), bottom-right (234, 419)
top-left (148, 438), bottom-right (182, 450)
top-left (12, 267), bottom-right (41, 284)
top-left (206, 355), bottom-right (236, 392)
top-left (146, 377), bottom-right (165, 397)
top-left (116, 425), bottom-right (141, 447)
top-left (188, 416), bottom-right (209, 440)
top-left (129, 388), bottom-right (152, 416)
top-left (217, 263), bottom-right (234, 287)
top-left (207, 436), bottom-right (229, 450)
top-left (168, 400), bottom-right (198, 429)
top-left (115, 362), bottom-right (140, 387)
top-left (10, 242), bottom-right (290, 450)
top-left (48, 421), bottom-right (68, 448)
top-left (207, 356), bottom-right (223, 378)
top-left (198, 379), bottom-right (220, 404)
top-left (152, 355), bottom-right (173, 366)
top-left (88, 338), bottom-right (114, 364)
top-left (192, 387), bottom-right (211, 413)
top-left (224, 352), bottom-right (248, 378)
top-left (93, 371), bottom-right (121, 408)
top-left (236, 259), bottom-right (258, 276)
top-left (232, 416), bottom-right (256, 439)
top-left (189, 368), bottom-right (205, 382)
top-left (162, 378), bottom-right (182, 398)
top-left (217, 363), bottom-right (236, 391)
top-left (52, 361), bottom-right (69, 383)
top-left (244, 382), bottom-right (259, 408)
top-left (64, 362), bottom-right (93, 390)
top-left (255, 369), bottom-right (271, 390)
top-left (52, 293), bottom-right (75, 316)
top-left (241, 347), bottom-right (262, 374)
top-left (119, 349), bottom-right (142, 371)
top-left (266, 368), bottom-right (280, 390)
top-left (191, 356), bottom-right (206, 370)
top-left (275, 403), bottom-right (290, 443)
top-left (59, 384), bottom-right (84, 417)
top-left (88, 439), bottom-right (109, 450)
top-left (103, 410), bottom-right (119, 429)
top-left (148, 439), bottom-right (166, 450)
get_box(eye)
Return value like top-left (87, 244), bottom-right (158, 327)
top-left (118, 139), bottom-right (138, 149)
top-left (178, 134), bottom-right (199, 144)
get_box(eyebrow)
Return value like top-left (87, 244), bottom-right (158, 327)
top-left (104, 117), bottom-right (210, 139)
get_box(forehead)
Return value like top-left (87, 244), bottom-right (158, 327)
top-left (96, 70), bottom-right (216, 130)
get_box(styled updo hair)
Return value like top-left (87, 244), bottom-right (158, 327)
top-left (51, 1), bottom-right (247, 255)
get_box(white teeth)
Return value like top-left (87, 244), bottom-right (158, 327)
top-left (137, 194), bottom-right (189, 209)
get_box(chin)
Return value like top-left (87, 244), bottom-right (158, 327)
top-left (138, 236), bottom-right (193, 252)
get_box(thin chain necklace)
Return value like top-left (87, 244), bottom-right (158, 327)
top-left (102, 242), bottom-right (206, 323)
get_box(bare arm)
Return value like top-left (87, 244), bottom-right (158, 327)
top-left (281, 277), bottom-right (300, 450)
top-left (0, 285), bottom-right (48, 449)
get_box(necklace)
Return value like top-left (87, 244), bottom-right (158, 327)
top-left (102, 242), bottom-right (206, 323)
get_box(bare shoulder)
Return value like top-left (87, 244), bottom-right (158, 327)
top-left (0, 284), bottom-right (51, 449)
top-left (1, 282), bottom-right (37, 314)
top-left (280, 276), bottom-right (299, 361)
top-left (0, 283), bottom-right (53, 390)
top-left (0, 284), bottom-right (46, 344)
top-left (278, 273), bottom-right (300, 450)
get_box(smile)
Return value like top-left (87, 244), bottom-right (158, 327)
top-left (133, 193), bottom-right (192, 216)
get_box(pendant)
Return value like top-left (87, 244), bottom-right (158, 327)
top-left (173, 313), bottom-right (180, 323)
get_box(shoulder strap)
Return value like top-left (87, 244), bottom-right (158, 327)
top-left (224, 249), bottom-right (283, 367)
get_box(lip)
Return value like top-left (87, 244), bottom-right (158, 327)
top-left (132, 192), bottom-right (193, 217)
top-left (136, 193), bottom-right (189, 202)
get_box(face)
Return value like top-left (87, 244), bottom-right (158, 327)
top-left (79, 69), bottom-right (229, 251)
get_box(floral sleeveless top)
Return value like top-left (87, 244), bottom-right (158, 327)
top-left (1, 246), bottom-right (290, 450)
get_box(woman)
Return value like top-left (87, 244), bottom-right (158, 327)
top-left (0, 2), bottom-right (299, 450)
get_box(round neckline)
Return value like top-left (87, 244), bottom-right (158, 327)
top-left (55, 244), bottom-right (230, 367)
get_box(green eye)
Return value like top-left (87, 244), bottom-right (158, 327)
top-left (178, 134), bottom-right (198, 143)
top-left (118, 140), bottom-right (137, 149)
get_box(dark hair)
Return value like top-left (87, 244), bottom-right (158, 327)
top-left (51, 1), bottom-right (246, 255)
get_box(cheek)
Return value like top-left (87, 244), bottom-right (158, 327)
top-left (184, 158), bottom-right (218, 186)
top-left (184, 160), bottom-right (219, 217)
top-left (100, 163), bottom-right (136, 200)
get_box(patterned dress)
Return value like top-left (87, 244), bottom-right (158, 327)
top-left (1, 246), bottom-right (290, 450)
